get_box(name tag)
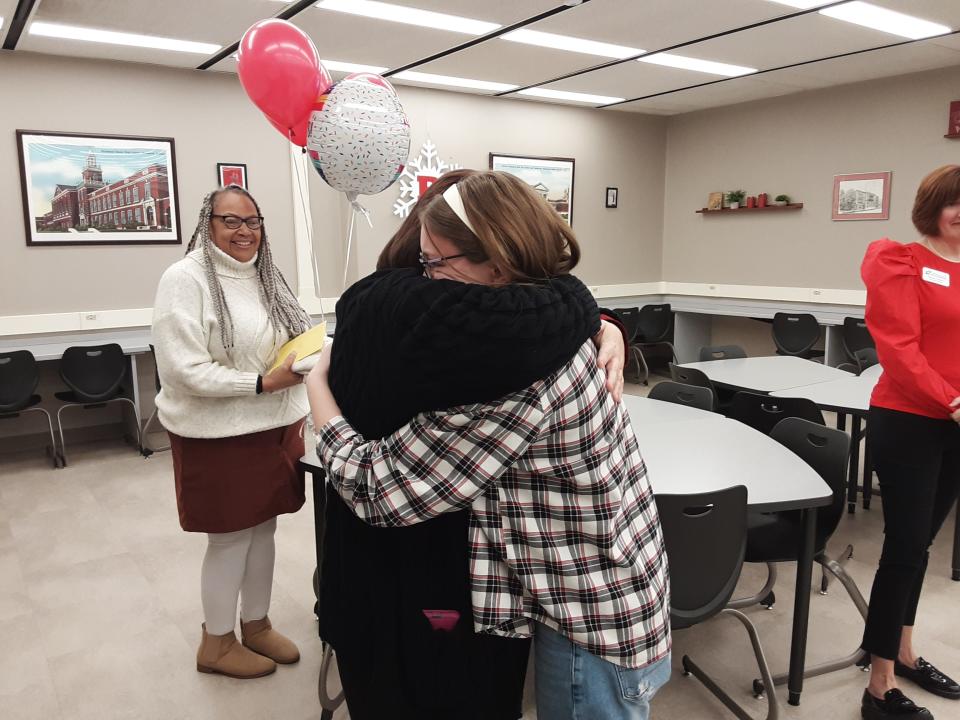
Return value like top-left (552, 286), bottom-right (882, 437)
top-left (922, 267), bottom-right (950, 287)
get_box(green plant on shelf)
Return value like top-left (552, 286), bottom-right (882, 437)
top-left (774, 194), bottom-right (790, 205)
top-left (726, 189), bottom-right (746, 208)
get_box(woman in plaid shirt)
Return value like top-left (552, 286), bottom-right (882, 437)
top-left (308, 171), bottom-right (671, 720)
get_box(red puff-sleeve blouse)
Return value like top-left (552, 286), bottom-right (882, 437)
top-left (862, 239), bottom-right (960, 419)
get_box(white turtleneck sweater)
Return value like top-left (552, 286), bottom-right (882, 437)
top-left (151, 244), bottom-right (308, 439)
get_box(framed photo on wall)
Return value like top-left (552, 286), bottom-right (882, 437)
top-left (489, 153), bottom-right (575, 225)
top-left (606, 187), bottom-right (618, 209)
top-left (831, 171), bottom-right (891, 221)
top-left (217, 163), bottom-right (248, 189)
top-left (16, 130), bottom-right (181, 246)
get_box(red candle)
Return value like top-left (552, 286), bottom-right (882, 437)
top-left (758, 193), bottom-right (767, 207)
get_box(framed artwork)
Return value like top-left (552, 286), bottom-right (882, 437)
top-left (707, 191), bottom-right (724, 210)
top-left (489, 153), bottom-right (575, 225)
top-left (947, 100), bottom-right (960, 138)
top-left (16, 130), bottom-right (180, 246)
top-left (605, 187), bottom-right (618, 208)
top-left (217, 162), bottom-right (248, 189)
top-left (831, 171), bottom-right (891, 221)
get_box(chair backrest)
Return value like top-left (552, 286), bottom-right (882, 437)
top-left (648, 381), bottom-right (714, 412)
top-left (0, 350), bottom-right (40, 413)
top-left (635, 304), bottom-right (673, 343)
top-left (614, 307), bottom-right (642, 343)
top-left (668, 363), bottom-right (717, 410)
top-left (728, 391), bottom-right (825, 436)
top-left (770, 418), bottom-right (851, 549)
top-left (772, 312), bottom-right (820, 357)
top-left (698, 344), bottom-right (747, 362)
top-left (656, 486), bottom-right (748, 629)
top-left (854, 347), bottom-right (879, 372)
top-left (842, 317), bottom-right (875, 361)
top-left (59, 344), bottom-right (126, 403)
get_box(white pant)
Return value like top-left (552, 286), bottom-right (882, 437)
top-left (201, 517), bottom-right (277, 635)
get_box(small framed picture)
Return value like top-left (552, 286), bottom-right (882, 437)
top-left (217, 163), bottom-right (248, 189)
top-left (832, 171), bottom-right (891, 221)
top-left (707, 191), bottom-right (724, 210)
top-left (605, 187), bottom-right (618, 209)
top-left (947, 100), bottom-right (960, 138)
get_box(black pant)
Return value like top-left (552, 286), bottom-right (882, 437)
top-left (861, 406), bottom-right (960, 660)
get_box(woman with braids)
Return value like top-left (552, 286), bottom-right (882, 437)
top-left (152, 184), bottom-right (313, 679)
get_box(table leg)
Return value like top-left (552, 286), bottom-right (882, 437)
top-left (847, 416), bottom-right (862, 514)
top-left (789, 507), bottom-right (817, 706)
top-left (952, 501), bottom-right (960, 582)
top-left (837, 412), bottom-right (847, 433)
top-left (862, 425), bottom-right (873, 510)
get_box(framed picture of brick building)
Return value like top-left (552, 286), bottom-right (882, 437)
top-left (16, 130), bottom-right (181, 246)
top-left (831, 171), bottom-right (891, 221)
top-left (489, 153), bottom-right (575, 225)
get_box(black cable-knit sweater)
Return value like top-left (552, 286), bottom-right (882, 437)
top-left (320, 268), bottom-right (599, 720)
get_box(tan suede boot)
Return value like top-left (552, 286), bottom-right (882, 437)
top-left (241, 616), bottom-right (300, 665)
top-left (196, 623), bottom-right (276, 678)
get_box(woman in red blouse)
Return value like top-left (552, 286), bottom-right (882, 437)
top-left (859, 165), bottom-right (960, 720)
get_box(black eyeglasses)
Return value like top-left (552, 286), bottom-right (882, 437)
top-left (419, 250), bottom-right (467, 277)
top-left (212, 214), bottom-right (264, 230)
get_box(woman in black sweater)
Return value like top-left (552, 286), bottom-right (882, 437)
top-left (316, 170), bottom-right (626, 719)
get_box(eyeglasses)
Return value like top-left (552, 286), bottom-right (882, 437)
top-left (419, 250), bottom-right (467, 277)
top-left (212, 214), bottom-right (264, 230)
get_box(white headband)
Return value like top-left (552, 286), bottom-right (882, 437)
top-left (441, 183), bottom-right (478, 236)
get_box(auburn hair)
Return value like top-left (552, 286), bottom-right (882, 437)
top-left (912, 165), bottom-right (960, 237)
top-left (418, 170), bottom-right (580, 282)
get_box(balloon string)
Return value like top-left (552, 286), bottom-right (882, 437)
top-left (343, 206), bottom-right (356, 290)
top-left (292, 148), bottom-right (324, 319)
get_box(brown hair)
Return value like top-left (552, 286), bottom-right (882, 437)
top-left (912, 165), bottom-right (960, 237)
top-left (376, 169), bottom-right (477, 270)
top-left (418, 170), bottom-right (580, 282)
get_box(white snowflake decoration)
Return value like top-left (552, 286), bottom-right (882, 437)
top-left (393, 139), bottom-right (461, 218)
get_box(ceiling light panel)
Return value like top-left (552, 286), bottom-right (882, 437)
top-left (501, 29), bottom-right (641, 58)
top-left (516, 87), bottom-right (626, 105)
top-left (391, 70), bottom-right (516, 92)
top-left (314, 0), bottom-right (499, 34)
top-left (638, 53), bottom-right (757, 77)
top-left (819, 2), bottom-right (951, 40)
top-left (28, 22), bottom-right (220, 54)
top-left (524, 0), bottom-right (786, 54)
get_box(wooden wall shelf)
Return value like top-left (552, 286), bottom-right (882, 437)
top-left (696, 203), bottom-right (803, 214)
top-left (945, 134), bottom-right (960, 140)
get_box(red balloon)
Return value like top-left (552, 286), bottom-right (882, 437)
top-left (237, 19), bottom-right (331, 139)
top-left (264, 91), bottom-right (329, 147)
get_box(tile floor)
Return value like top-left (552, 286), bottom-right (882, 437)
top-left (1, 379), bottom-right (958, 719)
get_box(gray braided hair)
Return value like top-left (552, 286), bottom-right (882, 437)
top-left (186, 184), bottom-right (312, 351)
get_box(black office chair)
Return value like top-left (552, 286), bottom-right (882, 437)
top-left (728, 391), bottom-right (825, 437)
top-left (630, 304), bottom-right (677, 385)
top-left (55, 343), bottom-right (147, 466)
top-left (648, 381), bottom-right (714, 412)
top-left (841, 317), bottom-right (875, 361)
top-left (698, 344), bottom-right (747, 361)
top-left (0, 350), bottom-right (60, 468)
top-left (668, 363), bottom-right (719, 412)
top-left (613, 307), bottom-right (646, 384)
top-left (772, 312), bottom-right (824, 361)
top-left (656, 486), bottom-right (778, 720)
top-left (731, 419), bottom-right (869, 696)
top-left (142, 345), bottom-right (170, 453)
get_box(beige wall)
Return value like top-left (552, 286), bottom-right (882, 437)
top-left (0, 52), bottom-right (668, 319)
top-left (0, 52), bottom-right (298, 317)
top-left (307, 84), bottom-right (668, 296)
top-left (662, 64), bottom-right (960, 290)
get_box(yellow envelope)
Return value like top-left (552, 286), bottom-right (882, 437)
top-left (269, 321), bottom-right (327, 372)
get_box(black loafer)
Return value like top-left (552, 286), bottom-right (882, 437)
top-left (861, 689), bottom-right (933, 719)
top-left (895, 658), bottom-right (960, 699)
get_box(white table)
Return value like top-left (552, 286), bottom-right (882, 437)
top-left (621, 394), bottom-right (726, 427)
top-left (679, 355), bottom-right (853, 393)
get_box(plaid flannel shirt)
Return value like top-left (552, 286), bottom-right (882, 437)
top-left (316, 341), bottom-right (671, 669)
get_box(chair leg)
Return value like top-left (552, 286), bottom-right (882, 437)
top-left (820, 544), bottom-right (853, 595)
top-left (142, 407), bottom-right (171, 453)
top-left (114, 397), bottom-right (149, 457)
top-left (55, 403), bottom-right (71, 467)
top-left (317, 643), bottom-right (345, 713)
top-left (755, 555), bottom-right (869, 692)
top-left (953, 501), bottom-right (960, 582)
top-left (23, 406), bottom-right (60, 468)
top-left (630, 346), bottom-right (650, 385)
top-left (682, 608), bottom-right (779, 720)
top-left (729, 562), bottom-right (778, 609)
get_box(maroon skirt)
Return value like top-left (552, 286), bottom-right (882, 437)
top-left (170, 420), bottom-right (306, 533)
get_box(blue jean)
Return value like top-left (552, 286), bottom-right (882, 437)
top-left (534, 622), bottom-right (671, 720)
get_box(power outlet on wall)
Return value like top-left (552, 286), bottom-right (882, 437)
top-left (590, 286), bottom-right (600, 294)
top-left (85, 313), bottom-right (97, 321)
